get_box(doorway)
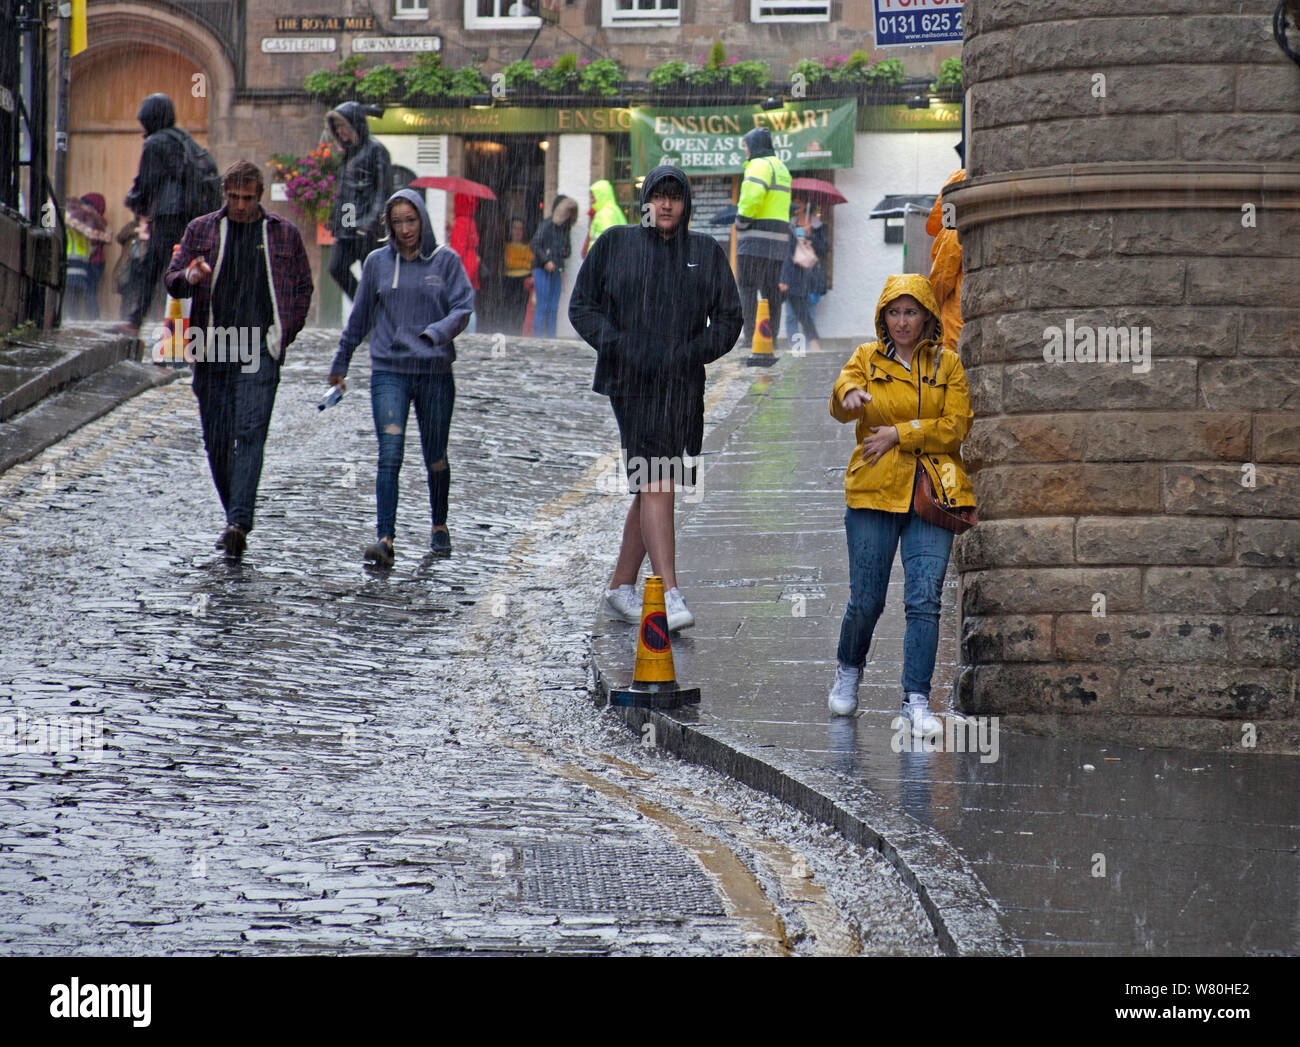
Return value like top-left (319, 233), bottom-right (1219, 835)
top-left (461, 135), bottom-right (544, 332)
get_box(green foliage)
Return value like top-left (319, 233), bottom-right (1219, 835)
top-left (536, 52), bottom-right (579, 92)
top-left (447, 64), bottom-right (489, 97)
top-left (728, 60), bottom-right (771, 90)
top-left (403, 52), bottom-right (452, 99)
top-left (792, 57), bottom-right (829, 86)
top-left (686, 64), bottom-right (727, 87)
top-left (707, 41), bottom-right (727, 68)
top-left (932, 57), bottom-right (962, 91)
top-left (303, 56), bottom-right (366, 103)
top-left (501, 59), bottom-right (537, 90)
top-left (356, 63), bottom-right (403, 102)
top-left (864, 58), bottom-right (906, 85)
top-left (648, 60), bottom-right (690, 88)
top-left (578, 58), bottom-right (624, 96)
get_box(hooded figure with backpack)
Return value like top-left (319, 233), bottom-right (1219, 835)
top-left (325, 102), bottom-right (392, 301)
top-left (121, 93), bottom-right (220, 336)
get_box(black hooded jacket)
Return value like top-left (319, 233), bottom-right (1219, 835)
top-left (569, 165), bottom-right (743, 401)
top-left (529, 195), bottom-right (577, 270)
top-left (124, 94), bottom-right (187, 219)
top-left (326, 102), bottom-right (392, 239)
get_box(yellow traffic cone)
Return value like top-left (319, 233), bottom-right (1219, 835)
top-left (152, 295), bottom-right (189, 367)
top-left (746, 296), bottom-right (776, 367)
top-left (608, 575), bottom-right (701, 709)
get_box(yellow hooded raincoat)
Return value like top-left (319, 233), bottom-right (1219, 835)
top-left (829, 274), bottom-right (976, 514)
top-left (926, 168), bottom-right (966, 354)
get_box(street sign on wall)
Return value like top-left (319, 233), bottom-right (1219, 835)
top-left (873, 0), bottom-right (964, 47)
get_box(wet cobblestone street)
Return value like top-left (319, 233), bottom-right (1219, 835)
top-left (0, 332), bottom-right (939, 957)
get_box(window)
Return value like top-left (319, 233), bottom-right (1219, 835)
top-left (602, 0), bottom-right (681, 28)
top-left (465, 0), bottom-right (541, 28)
top-left (750, 0), bottom-right (830, 23)
top-left (395, 0), bottom-right (428, 19)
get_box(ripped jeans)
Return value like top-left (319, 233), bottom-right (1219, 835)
top-left (370, 369), bottom-right (454, 542)
top-left (836, 499), bottom-right (954, 698)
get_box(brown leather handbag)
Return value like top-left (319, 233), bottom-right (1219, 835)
top-left (914, 466), bottom-right (978, 534)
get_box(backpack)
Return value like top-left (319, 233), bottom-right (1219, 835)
top-left (163, 128), bottom-right (223, 220)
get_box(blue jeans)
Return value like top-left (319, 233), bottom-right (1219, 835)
top-left (836, 493), bottom-right (954, 697)
top-left (533, 267), bottom-right (561, 338)
top-left (370, 370), bottom-right (455, 542)
top-left (192, 349), bottom-right (280, 532)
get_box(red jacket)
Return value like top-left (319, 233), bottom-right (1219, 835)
top-left (164, 205), bottom-right (314, 359)
top-left (449, 193), bottom-right (481, 291)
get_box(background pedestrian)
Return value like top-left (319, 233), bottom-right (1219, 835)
top-left (735, 127), bottom-right (791, 349)
top-left (530, 195), bottom-right (578, 339)
top-left (325, 102), bottom-right (391, 304)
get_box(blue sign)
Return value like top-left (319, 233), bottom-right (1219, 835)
top-left (873, 0), bottom-right (965, 48)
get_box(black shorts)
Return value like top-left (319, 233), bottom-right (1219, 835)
top-left (610, 392), bottom-right (702, 493)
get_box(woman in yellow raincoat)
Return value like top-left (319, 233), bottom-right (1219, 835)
top-left (826, 274), bottom-right (975, 730)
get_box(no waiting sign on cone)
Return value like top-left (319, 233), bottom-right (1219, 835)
top-left (609, 576), bottom-right (701, 709)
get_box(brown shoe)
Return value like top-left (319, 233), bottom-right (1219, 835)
top-left (216, 525), bottom-right (246, 560)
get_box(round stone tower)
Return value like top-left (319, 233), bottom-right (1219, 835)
top-left (946, 0), bottom-right (1300, 750)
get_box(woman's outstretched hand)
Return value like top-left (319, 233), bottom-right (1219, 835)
top-left (842, 388), bottom-right (871, 413)
top-left (861, 425), bottom-right (899, 465)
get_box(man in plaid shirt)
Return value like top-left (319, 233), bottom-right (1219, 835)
top-left (165, 160), bottom-right (314, 561)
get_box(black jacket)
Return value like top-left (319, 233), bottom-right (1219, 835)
top-left (326, 102), bottom-right (391, 239)
top-left (124, 94), bottom-right (186, 219)
top-left (569, 165), bottom-right (743, 400)
top-left (529, 196), bottom-right (575, 270)
top-left (780, 222), bottom-right (830, 298)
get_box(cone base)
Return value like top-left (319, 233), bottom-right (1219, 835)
top-left (609, 683), bottom-right (702, 709)
top-left (745, 353), bottom-right (777, 367)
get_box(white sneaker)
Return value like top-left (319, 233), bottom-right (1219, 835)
top-left (603, 584), bottom-right (640, 623)
top-left (664, 587), bottom-right (695, 632)
top-left (903, 693), bottom-right (944, 737)
top-left (828, 665), bottom-right (861, 716)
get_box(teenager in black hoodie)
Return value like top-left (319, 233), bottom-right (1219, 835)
top-left (570, 164), bottom-right (742, 631)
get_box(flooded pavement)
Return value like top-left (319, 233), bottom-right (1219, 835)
top-left (592, 346), bottom-right (1300, 957)
top-left (0, 332), bottom-right (939, 956)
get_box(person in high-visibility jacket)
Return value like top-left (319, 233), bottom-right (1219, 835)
top-left (734, 127), bottom-right (791, 348)
top-left (585, 179), bottom-right (626, 254)
top-left (926, 168), bottom-right (966, 354)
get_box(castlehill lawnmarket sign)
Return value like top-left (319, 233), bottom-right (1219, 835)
top-left (631, 99), bottom-right (856, 175)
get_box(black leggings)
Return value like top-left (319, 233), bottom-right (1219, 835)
top-left (329, 234), bottom-right (375, 299)
top-left (737, 254), bottom-right (784, 346)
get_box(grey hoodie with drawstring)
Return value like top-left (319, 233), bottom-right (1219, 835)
top-left (330, 189), bottom-right (474, 377)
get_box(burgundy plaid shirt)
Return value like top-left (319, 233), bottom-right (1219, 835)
top-left (164, 206), bottom-right (314, 357)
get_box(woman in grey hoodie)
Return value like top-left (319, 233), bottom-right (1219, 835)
top-left (328, 188), bottom-right (475, 566)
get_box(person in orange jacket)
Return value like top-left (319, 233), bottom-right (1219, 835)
top-left (926, 168), bottom-right (966, 354)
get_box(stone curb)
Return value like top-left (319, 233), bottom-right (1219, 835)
top-left (590, 670), bottom-right (1020, 958)
top-left (0, 331), bottom-right (142, 423)
top-left (0, 358), bottom-right (186, 475)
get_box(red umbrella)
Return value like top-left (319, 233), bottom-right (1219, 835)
top-left (790, 177), bottom-right (847, 205)
top-left (408, 175), bottom-right (497, 201)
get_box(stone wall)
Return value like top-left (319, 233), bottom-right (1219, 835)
top-left (947, 0), bottom-right (1300, 749)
